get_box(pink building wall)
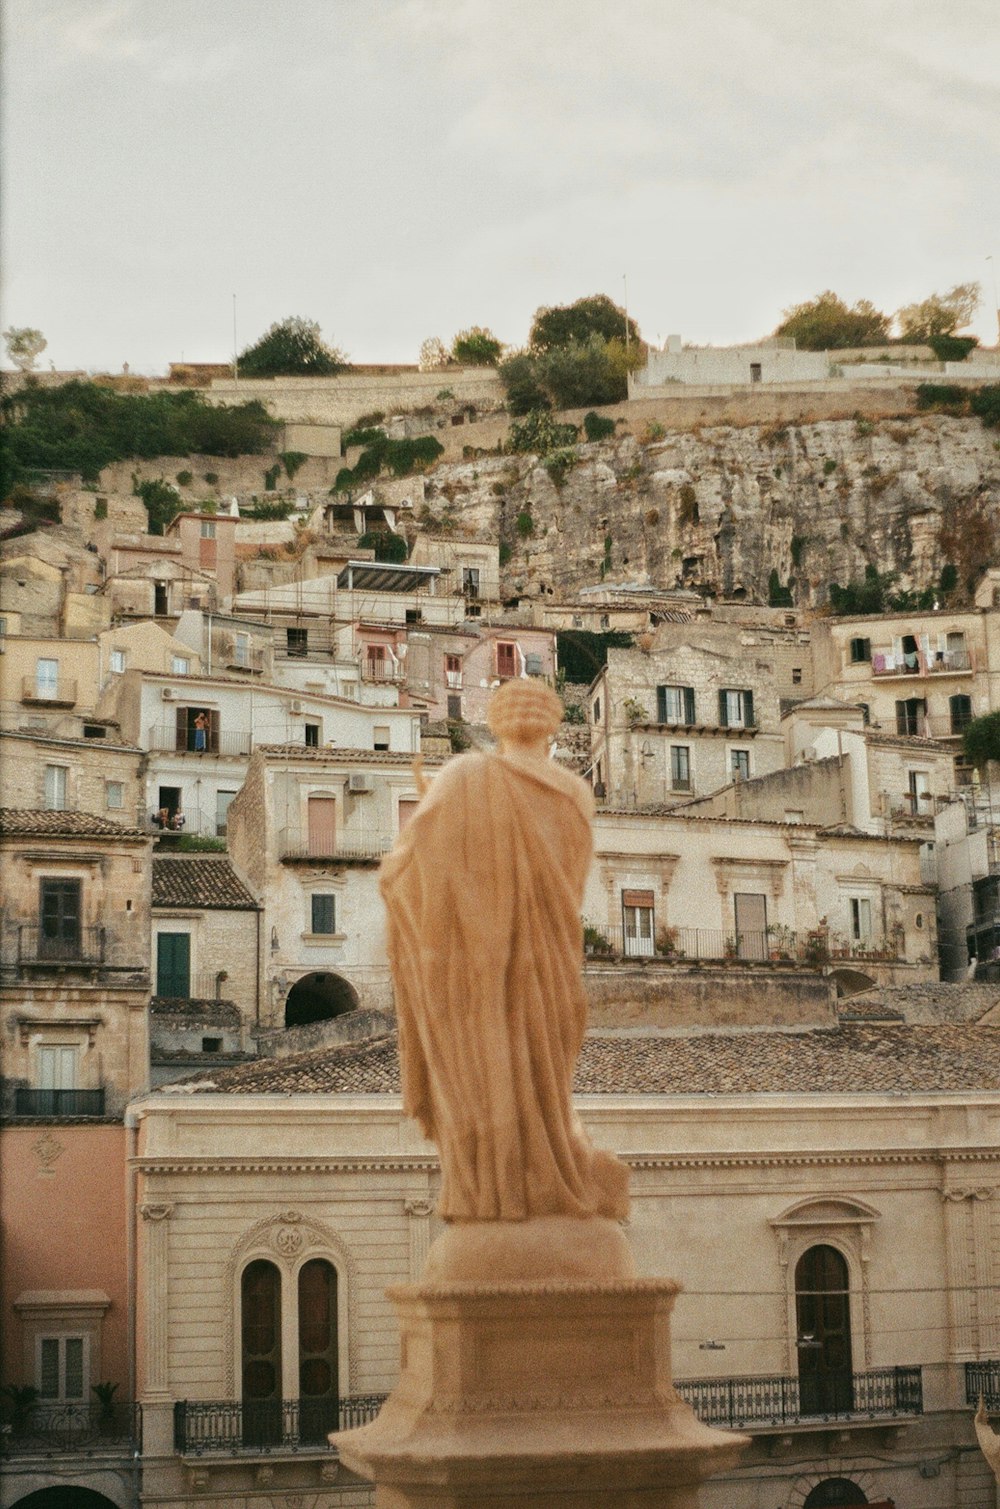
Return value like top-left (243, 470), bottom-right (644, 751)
top-left (1, 1125), bottom-right (129, 1393)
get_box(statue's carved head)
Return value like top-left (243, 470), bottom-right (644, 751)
top-left (488, 679), bottom-right (563, 748)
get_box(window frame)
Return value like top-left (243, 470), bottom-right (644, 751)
top-left (657, 684), bottom-right (695, 726)
top-left (109, 648), bottom-right (127, 674)
top-left (44, 764), bottom-right (68, 811)
top-left (669, 744), bottom-right (691, 792)
top-left (310, 894), bottom-right (337, 936)
top-left (37, 1333), bottom-right (88, 1402)
top-left (105, 780), bottom-right (124, 810)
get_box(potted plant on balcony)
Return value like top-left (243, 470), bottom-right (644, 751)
top-left (1, 1384), bottom-right (39, 1436)
top-left (582, 922), bottom-right (613, 957)
top-left (655, 925), bottom-right (680, 959)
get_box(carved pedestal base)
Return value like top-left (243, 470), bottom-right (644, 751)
top-left (333, 1275), bottom-right (747, 1507)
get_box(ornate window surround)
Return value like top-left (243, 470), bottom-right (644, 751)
top-left (225, 1209), bottom-right (356, 1399)
top-left (769, 1197), bottom-right (880, 1374)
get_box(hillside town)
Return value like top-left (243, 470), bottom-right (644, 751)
top-left (2, 306), bottom-right (1000, 1509)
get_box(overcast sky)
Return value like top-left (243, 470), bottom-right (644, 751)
top-left (3, 0), bottom-right (999, 373)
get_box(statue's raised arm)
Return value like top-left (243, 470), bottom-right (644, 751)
top-left (380, 678), bottom-right (629, 1226)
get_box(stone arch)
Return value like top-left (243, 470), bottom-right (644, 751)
top-left (788, 1466), bottom-right (879, 1508)
top-left (802, 1480), bottom-right (867, 1506)
top-left (224, 1209), bottom-right (359, 1397)
top-left (12, 1491), bottom-right (125, 1509)
top-left (285, 971), bottom-right (359, 1027)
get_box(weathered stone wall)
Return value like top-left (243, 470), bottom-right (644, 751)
top-left (584, 963), bottom-right (836, 1028)
top-left (0, 731), bottom-right (146, 820)
top-left (206, 366), bottom-right (506, 427)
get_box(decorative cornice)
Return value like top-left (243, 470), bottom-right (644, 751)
top-left (131, 1149), bottom-right (1000, 1176)
top-left (134, 1156), bottom-right (439, 1175)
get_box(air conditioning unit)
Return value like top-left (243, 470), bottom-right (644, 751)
top-left (161, 688), bottom-right (175, 700)
top-left (290, 699), bottom-right (302, 713)
top-left (348, 773), bottom-right (373, 794)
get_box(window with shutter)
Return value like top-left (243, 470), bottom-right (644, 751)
top-left (496, 642), bottom-right (517, 679)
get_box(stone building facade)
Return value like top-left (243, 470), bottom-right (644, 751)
top-left (150, 855), bottom-right (261, 1083)
top-left (226, 745), bottom-right (443, 1029)
top-left (586, 806), bottom-right (937, 990)
top-left (0, 729), bottom-right (147, 827)
top-left (589, 624), bottom-right (798, 807)
top-left (130, 1023), bottom-right (1000, 1509)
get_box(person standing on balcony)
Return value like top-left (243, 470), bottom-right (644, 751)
top-left (193, 710), bottom-right (209, 752)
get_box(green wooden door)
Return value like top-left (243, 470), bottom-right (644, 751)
top-left (156, 932), bottom-right (190, 999)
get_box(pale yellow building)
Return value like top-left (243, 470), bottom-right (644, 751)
top-left (131, 1018), bottom-right (1000, 1509)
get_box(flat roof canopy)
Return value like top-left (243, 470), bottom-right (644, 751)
top-left (337, 560), bottom-right (441, 594)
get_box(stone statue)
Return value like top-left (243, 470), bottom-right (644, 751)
top-left (380, 678), bottom-right (629, 1226)
top-left (976, 1398), bottom-right (1000, 1481)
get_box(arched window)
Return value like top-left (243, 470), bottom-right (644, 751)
top-left (795, 1244), bottom-right (853, 1416)
top-left (241, 1259), bottom-right (281, 1446)
top-left (803, 1478), bottom-right (868, 1506)
top-left (298, 1258), bottom-right (338, 1442)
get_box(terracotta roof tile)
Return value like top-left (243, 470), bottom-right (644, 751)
top-left (152, 856), bottom-right (258, 910)
top-left (167, 1022), bottom-right (1000, 1097)
top-left (0, 808), bottom-right (147, 838)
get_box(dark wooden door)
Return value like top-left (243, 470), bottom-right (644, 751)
top-left (242, 1260), bottom-right (282, 1446)
top-left (156, 933), bottom-right (190, 999)
top-left (796, 1245), bottom-right (853, 1416)
top-left (39, 879), bottom-right (81, 958)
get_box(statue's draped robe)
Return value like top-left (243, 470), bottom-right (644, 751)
top-left (380, 752), bottom-right (629, 1222)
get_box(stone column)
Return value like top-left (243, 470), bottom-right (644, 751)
top-left (404, 1198), bottom-right (433, 1281)
top-left (139, 1201), bottom-right (174, 1457)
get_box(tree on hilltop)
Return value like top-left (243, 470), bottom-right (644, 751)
top-left (896, 282), bottom-right (980, 342)
top-left (529, 294), bottom-right (641, 353)
top-left (4, 327), bottom-right (47, 371)
top-left (238, 317), bottom-right (348, 377)
top-left (775, 292), bottom-right (890, 350)
top-left (451, 326), bottom-right (504, 365)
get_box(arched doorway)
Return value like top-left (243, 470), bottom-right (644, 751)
top-left (796, 1244), bottom-right (853, 1415)
top-left (285, 972), bottom-right (359, 1028)
top-left (803, 1479), bottom-right (868, 1506)
top-left (13, 1491), bottom-right (123, 1509)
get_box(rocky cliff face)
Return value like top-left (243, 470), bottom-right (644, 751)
top-left (418, 413), bottom-right (1000, 606)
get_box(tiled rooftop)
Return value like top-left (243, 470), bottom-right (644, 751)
top-left (0, 808), bottom-right (147, 838)
top-left (152, 856), bottom-right (258, 910)
top-left (167, 1021), bottom-right (1000, 1098)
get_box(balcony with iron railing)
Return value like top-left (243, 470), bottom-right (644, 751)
top-left (278, 829), bottom-right (394, 864)
top-left (0, 1401), bottom-right (142, 1457)
top-left (16, 924), bottom-right (106, 968)
top-left (171, 1369), bottom-right (924, 1455)
top-left (21, 676), bottom-right (77, 707)
top-left (361, 658), bottom-right (405, 683)
top-left (871, 648), bottom-right (973, 678)
top-left (147, 725), bottom-right (253, 757)
top-left (965, 1360), bottom-right (1000, 1407)
top-left (153, 971), bottom-right (234, 1004)
top-left (173, 1394), bottom-right (386, 1455)
top-left (675, 1366), bottom-right (923, 1430)
top-left (581, 923), bottom-right (899, 968)
top-left (13, 1088), bottom-right (106, 1117)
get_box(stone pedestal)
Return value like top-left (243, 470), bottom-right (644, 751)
top-left (334, 1223), bottom-right (747, 1507)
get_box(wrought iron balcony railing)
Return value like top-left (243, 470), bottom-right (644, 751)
top-left (14, 1088), bottom-right (106, 1117)
top-left (174, 1394), bottom-right (387, 1455)
top-left (279, 831), bottom-right (393, 863)
top-left (966, 1360), bottom-right (1000, 1408)
top-left (147, 725), bottom-right (252, 758)
top-left (872, 649), bottom-right (973, 678)
top-left (675, 1366), bottom-right (922, 1429)
top-left (17, 925), bottom-right (105, 967)
top-left (362, 659), bottom-right (404, 683)
top-left (0, 1401), bottom-right (141, 1456)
